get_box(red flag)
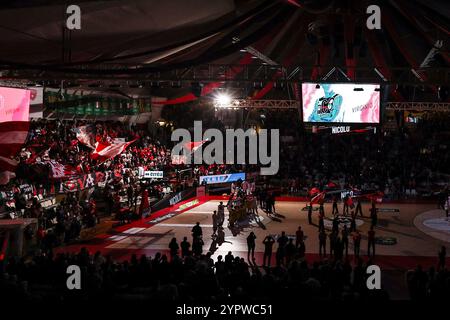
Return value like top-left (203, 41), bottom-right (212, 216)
top-left (92, 139), bottom-right (136, 163)
top-left (311, 191), bottom-right (325, 204)
top-left (309, 187), bottom-right (321, 196)
top-left (183, 140), bottom-right (207, 153)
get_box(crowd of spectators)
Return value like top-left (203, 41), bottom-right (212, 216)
top-left (271, 113), bottom-right (450, 199)
top-left (406, 264), bottom-right (450, 300)
top-left (16, 119), bottom-right (171, 183)
top-left (1, 246), bottom-right (392, 302)
top-left (1, 120), bottom-right (182, 244)
top-left (1, 120), bottom-right (253, 246)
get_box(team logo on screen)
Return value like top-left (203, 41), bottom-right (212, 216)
top-left (309, 87), bottom-right (343, 122)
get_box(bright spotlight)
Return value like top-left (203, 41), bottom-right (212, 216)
top-left (215, 93), bottom-right (232, 108)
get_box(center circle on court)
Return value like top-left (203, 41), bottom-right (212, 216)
top-left (423, 218), bottom-right (450, 231)
top-left (414, 209), bottom-right (450, 243)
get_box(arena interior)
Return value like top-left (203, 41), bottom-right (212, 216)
top-left (0, 0), bottom-right (449, 308)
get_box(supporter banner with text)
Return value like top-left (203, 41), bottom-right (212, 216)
top-left (59, 171), bottom-right (111, 193)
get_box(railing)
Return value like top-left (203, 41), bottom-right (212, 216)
top-left (384, 102), bottom-right (450, 111)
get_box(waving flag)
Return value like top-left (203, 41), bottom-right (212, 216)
top-left (47, 160), bottom-right (77, 179)
top-left (73, 125), bottom-right (95, 149)
top-left (311, 191), bottom-right (325, 204)
top-left (308, 187), bottom-right (321, 196)
top-left (183, 140), bottom-right (207, 153)
top-left (92, 139), bottom-right (136, 163)
top-left (0, 87), bottom-right (31, 185)
top-left (172, 140), bottom-right (207, 165)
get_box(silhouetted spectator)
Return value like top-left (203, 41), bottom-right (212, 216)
top-left (246, 232), bottom-right (256, 261)
top-left (262, 235), bottom-right (275, 267)
top-left (180, 237), bottom-right (191, 258)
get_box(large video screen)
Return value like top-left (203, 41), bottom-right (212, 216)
top-left (0, 87), bottom-right (30, 122)
top-left (302, 83), bottom-right (380, 123)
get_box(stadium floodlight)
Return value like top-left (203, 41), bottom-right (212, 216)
top-left (215, 93), bottom-right (232, 108)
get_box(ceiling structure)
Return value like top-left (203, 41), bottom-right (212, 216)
top-left (0, 0), bottom-right (448, 103)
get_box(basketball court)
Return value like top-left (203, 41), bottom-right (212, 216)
top-left (56, 197), bottom-right (450, 271)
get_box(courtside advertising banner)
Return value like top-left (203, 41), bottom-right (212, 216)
top-left (199, 172), bottom-right (246, 185)
top-left (302, 83), bottom-right (380, 123)
top-left (143, 171), bottom-right (164, 179)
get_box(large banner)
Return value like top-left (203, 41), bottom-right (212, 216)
top-left (302, 83), bottom-right (380, 123)
top-left (199, 172), bottom-right (246, 185)
top-left (0, 87), bottom-right (30, 122)
top-left (60, 171), bottom-right (109, 193)
top-left (0, 87), bottom-right (30, 185)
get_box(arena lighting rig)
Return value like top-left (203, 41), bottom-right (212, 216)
top-left (214, 93), bottom-right (233, 108)
top-left (213, 98), bottom-right (450, 111)
top-left (6, 66), bottom-right (448, 86)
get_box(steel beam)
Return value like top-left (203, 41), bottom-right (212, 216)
top-left (1, 65), bottom-right (449, 85)
top-left (384, 102), bottom-right (450, 111)
top-left (215, 99), bottom-right (299, 109)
